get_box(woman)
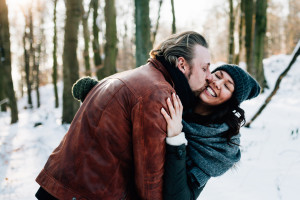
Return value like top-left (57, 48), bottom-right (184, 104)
top-left (70, 64), bottom-right (260, 200)
top-left (161, 64), bottom-right (260, 199)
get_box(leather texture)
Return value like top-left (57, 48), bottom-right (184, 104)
top-left (36, 59), bottom-right (175, 200)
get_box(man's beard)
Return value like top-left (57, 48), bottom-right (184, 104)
top-left (187, 65), bottom-right (208, 99)
top-left (192, 84), bottom-right (207, 98)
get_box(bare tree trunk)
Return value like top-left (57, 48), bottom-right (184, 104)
top-left (152, 0), bottom-right (163, 46)
top-left (35, 44), bottom-right (41, 108)
top-left (53, 0), bottom-right (59, 108)
top-left (228, 0), bottom-right (235, 63)
top-left (23, 27), bottom-right (33, 108)
top-left (62, 0), bottom-right (82, 123)
top-left (35, 24), bottom-right (44, 108)
top-left (29, 6), bottom-right (35, 107)
top-left (0, 50), bottom-right (6, 111)
top-left (171, 0), bottom-right (176, 34)
top-left (245, 41), bottom-right (300, 127)
top-left (135, 0), bottom-right (151, 67)
top-left (235, 0), bottom-right (245, 64)
top-left (82, 2), bottom-right (91, 76)
top-left (244, 0), bottom-right (254, 74)
top-left (92, 0), bottom-right (103, 79)
top-left (97, 0), bottom-right (117, 80)
top-left (252, 0), bottom-right (268, 89)
top-left (34, 3), bottom-right (45, 108)
top-left (286, 0), bottom-right (300, 54)
top-left (0, 0), bottom-right (18, 123)
top-left (20, 64), bottom-right (25, 98)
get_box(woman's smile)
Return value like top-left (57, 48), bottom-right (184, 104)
top-left (199, 70), bottom-right (234, 106)
top-left (205, 86), bottom-right (217, 97)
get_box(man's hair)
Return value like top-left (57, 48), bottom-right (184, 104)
top-left (150, 31), bottom-right (208, 66)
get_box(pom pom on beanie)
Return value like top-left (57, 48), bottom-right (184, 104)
top-left (72, 77), bottom-right (98, 102)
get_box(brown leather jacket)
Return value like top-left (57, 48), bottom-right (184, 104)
top-left (36, 59), bottom-right (175, 200)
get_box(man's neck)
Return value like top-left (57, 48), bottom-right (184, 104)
top-left (156, 55), bottom-right (197, 111)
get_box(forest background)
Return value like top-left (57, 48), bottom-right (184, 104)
top-left (1, 0), bottom-right (300, 199)
top-left (0, 0), bottom-right (299, 123)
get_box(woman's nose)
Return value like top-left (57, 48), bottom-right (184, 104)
top-left (213, 79), bottom-right (221, 89)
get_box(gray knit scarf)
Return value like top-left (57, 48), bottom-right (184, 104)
top-left (183, 120), bottom-right (241, 188)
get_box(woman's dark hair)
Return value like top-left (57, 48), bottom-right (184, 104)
top-left (203, 97), bottom-right (245, 145)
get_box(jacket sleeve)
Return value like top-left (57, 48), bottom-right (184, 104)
top-left (131, 88), bottom-right (172, 199)
top-left (163, 144), bottom-right (205, 200)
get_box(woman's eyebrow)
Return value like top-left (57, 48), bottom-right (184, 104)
top-left (220, 70), bottom-right (224, 78)
top-left (220, 71), bottom-right (234, 86)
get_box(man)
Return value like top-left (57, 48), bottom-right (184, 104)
top-left (35, 31), bottom-right (211, 200)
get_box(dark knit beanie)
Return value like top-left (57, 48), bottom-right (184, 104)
top-left (72, 77), bottom-right (98, 102)
top-left (212, 64), bottom-right (261, 105)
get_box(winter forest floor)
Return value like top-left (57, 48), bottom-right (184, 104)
top-left (1, 55), bottom-right (300, 200)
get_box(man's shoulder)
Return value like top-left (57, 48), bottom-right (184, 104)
top-left (112, 63), bottom-right (174, 98)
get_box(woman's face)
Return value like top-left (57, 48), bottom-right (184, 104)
top-left (199, 70), bottom-right (234, 106)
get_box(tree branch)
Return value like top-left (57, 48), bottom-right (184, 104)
top-left (245, 40), bottom-right (300, 127)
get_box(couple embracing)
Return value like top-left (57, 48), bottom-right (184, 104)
top-left (35, 31), bottom-right (260, 200)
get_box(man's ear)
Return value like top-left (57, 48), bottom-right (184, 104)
top-left (177, 57), bottom-right (186, 73)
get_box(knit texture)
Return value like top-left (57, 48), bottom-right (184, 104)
top-left (183, 120), bottom-right (241, 188)
top-left (72, 77), bottom-right (98, 102)
top-left (212, 64), bottom-right (261, 104)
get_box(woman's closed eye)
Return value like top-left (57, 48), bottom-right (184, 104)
top-left (215, 73), bottom-right (221, 79)
top-left (224, 84), bottom-right (230, 90)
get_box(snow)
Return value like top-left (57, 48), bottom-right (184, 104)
top-left (201, 54), bottom-right (300, 200)
top-left (0, 83), bottom-right (68, 200)
top-left (1, 54), bottom-right (300, 200)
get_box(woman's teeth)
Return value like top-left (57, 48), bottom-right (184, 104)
top-left (207, 86), bottom-right (216, 97)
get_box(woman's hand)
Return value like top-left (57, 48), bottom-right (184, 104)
top-left (161, 93), bottom-right (183, 137)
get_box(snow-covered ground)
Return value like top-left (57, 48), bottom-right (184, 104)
top-left (0, 82), bottom-right (68, 200)
top-left (0, 54), bottom-right (299, 200)
top-left (201, 54), bottom-right (300, 200)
